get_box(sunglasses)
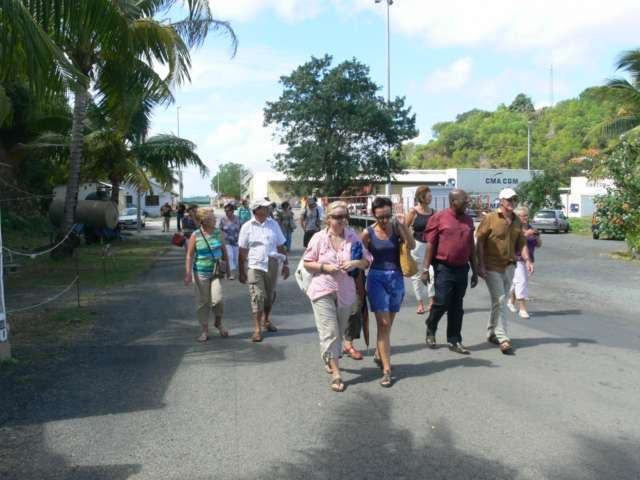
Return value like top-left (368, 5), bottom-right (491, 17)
top-left (504, 197), bottom-right (518, 203)
top-left (329, 214), bottom-right (348, 220)
top-left (376, 213), bottom-right (393, 220)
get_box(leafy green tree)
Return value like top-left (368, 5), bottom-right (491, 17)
top-left (509, 93), bottom-right (535, 113)
top-left (211, 162), bottom-right (250, 198)
top-left (4, 0), bottom-right (237, 234)
top-left (515, 172), bottom-right (564, 216)
top-left (589, 49), bottom-right (640, 140)
top-left (264, 55), bottom-right (418, 196)
top-left (593, 139), bottom-right (640, 255)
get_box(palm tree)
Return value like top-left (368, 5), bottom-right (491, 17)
top-left (6, 0), bottom-right (236, 235)
top-left (590, 49), bottom-right (640, 140)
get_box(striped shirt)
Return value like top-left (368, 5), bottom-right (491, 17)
top-left (193, 229), bottom-right (224, 276)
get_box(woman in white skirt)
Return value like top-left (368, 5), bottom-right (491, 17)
top-left (303, 201), bottom-right (372, 392)
top-left (220, 202), bottom-right (241, 280)
top-left (406, 186), bottom-right (435, 314)
top-left (508, 206), bottom-right (541, 318)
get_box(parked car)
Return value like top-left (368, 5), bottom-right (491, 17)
top-left (118, 207), bottom-right (146, 229)
top-left (531, 209), bottom-right (569, 233)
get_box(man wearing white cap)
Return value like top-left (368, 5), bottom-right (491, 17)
top-left (238, 199), bottom-right (290, 342)
top-left (476, 188), bottom-right (534, 354)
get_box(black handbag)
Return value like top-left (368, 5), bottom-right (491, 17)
top-left (199, 229), bottom-right (226, 278)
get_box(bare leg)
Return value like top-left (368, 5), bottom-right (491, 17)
top-left (376, 312), bottom-right (393, 373)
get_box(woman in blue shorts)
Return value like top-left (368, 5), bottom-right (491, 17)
top-left (362, 197), bottom-right (415, 387)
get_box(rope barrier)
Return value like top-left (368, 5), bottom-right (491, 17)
top-left (2, 224), bottom-right (78, 258)
top-left (6, 276), bottom-right (79, 314)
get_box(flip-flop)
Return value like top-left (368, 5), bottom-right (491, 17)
top-left (263, 323), bottom-right (278, 333)
top-left (330, 378), bottom-right (345, 392)
top-left (214, 321), bottom-right (229, 337)
top-left (197, 332), bottom-right (208, 342)
top-left (251, 332), bottom-right (263, 342)
top-left (416, 305), bottom-right (426, 314)
top-left (380, 372), bottom-right (393, 388)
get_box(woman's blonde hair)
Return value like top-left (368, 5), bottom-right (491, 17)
top-left (195, 208), bottom-right (216, 228)
top-left (515, 206), bottom-right (529, 216)
top-left (326, 200), bottom-right (348, 218)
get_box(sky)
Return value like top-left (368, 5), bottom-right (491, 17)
top-left (148, 0), bottom-right (640, 196)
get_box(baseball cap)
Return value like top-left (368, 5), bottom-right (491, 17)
top-left (498, 188), bottom-right (518, 200)
top-left (251, 199), bottom-right (272, 211)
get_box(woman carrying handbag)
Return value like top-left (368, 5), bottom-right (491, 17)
top-left (185, 209), bottom-right (230, 342)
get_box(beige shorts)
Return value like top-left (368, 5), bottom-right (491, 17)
top-left (248, 258), bottom-right (279, 313)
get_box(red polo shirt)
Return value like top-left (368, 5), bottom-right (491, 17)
top-left (424, 208), bottom-right (475, 267)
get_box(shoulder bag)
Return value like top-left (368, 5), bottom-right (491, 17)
top-left (199, 228), bottom-right (226, 278)
top-left (393, 219), bottom-right (418, 277)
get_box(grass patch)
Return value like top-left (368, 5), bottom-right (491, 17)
top-left (568, 217), bottom-right (592, 236)
top-left (610, 251), bottom-right (640, 262)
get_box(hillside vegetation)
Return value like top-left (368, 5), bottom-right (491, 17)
top-left (400, 89), bottom-right (619, 181)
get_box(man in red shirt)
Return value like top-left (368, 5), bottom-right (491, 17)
top-left (421, 189), bottom-right (478, 354)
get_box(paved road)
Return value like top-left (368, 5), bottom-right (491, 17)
top-left (1, 231), bottom-right (639, 479)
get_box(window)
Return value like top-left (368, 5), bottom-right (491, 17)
top-left (126, 195), bottom-right (133, 206)
top-left (535, 211), bottom-right (555, 219)
top-left (146, 195), bottom-right (159, 206)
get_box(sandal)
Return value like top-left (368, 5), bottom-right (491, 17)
top-left (197, 332), bottom-right (208, 342)
top-left (263, 322), bottom-right (278, 333)
top-left (499, 340), bottom-right (513, 354)
top-left (251, 332), bottom-right (263, 342)
top-left (373, 352), bottom-right (383, 370)
top-left (343, 345), bottom-right (363, 360)
top-left (330, 377), bottom-right (345, 392)
top-left (416, 303), bottom-right (426, 315)
top-left (380, 372), bottom-right (393, 388)
top-left (214, 319), bottom-right (229, 337)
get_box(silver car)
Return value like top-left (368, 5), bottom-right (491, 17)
top-left (531, 209), bottom-right (569, 233)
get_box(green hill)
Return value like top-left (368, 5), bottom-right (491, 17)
top-left (401, 88), bottom-right (619, 181)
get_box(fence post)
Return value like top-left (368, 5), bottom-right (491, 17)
top-left (0, 208), bottom-right (12, 360)
top-left (74, 247), bottom-right (81, 307)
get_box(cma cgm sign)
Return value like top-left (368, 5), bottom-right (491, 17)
top-left (485, 172), bottom-right (520, 185)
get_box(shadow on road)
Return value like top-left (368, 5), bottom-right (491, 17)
top-left (527, 309), bottom-right (583, 317)
top-left (235, 393), bottom-right (518, 480)
top-left (342, 357), bottom-right (495, 387)
top-left (467, 336), bottom-right (596, 353)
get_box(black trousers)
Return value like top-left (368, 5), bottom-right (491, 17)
top-left (425, 262), bottom-right (469, 344)
top-left (303, 229), bottom-right (319, 248)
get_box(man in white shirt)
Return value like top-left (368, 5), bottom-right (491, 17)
top-left (238, 199), bottom-right (290, 342)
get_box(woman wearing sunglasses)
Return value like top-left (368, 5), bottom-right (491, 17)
top-left (361, 197), bottom-right (415, 387)
top-left (303, 201), bottom-right (372, 392)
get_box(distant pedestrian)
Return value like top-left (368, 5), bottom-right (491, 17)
top-left (508, 206), bottom-right (541, 319)
top-left (238, 199), bottom-right (290, 342)
top-left (220, 202), bottom-right (241, 280)
top-left (237, 199), bottom-right (252, 225)
top-left (361, 196), bottom-right (415, 388)
top-left (301, 196), bottom-right (322, 248)
top-left (176, 203), bottom-right (186, 231)
top-left (182, 204), bottom-right (198, 244)
top-left (406, 186), bottom-right (436, 314)
top-left (184, 209), bottom-right (230, 342)
top-left (276, 201), bottom-right (296, 252)
top-left (476, 188), bottom-right (534, 354)
top-left (160, 202), bottom-right (173, 232)
top-left (422, 189), bottom-right (478, 354)
top-left (303, 201), bottom-right (372, 392)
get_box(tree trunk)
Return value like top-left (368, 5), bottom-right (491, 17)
top-left (61, 83), bottom-right (89, 233)
top-left (110, 176), bottom-right (120, 205)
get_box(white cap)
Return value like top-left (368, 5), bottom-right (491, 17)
top-left (498, 188), bottom-right (518, 200)
top-left (251, 199), bottom-right (272, 211)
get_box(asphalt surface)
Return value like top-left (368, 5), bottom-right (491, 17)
top-left (1, 230), bottom-right (639, 479)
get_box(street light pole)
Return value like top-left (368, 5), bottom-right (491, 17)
top-left (177, 106), bottom-right (183, 202)
top-left (376, 0), bottom-right (393, 196)
top-left (527, 120), bottom-right (532, 171)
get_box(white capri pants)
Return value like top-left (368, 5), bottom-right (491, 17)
top-left (410, 240), bottom-right (435, 301)
top-left (311, 293), bottom-right (353, 364)
top-left (225, 244), bottom-right (239, 272)
top-left (510, 260), bottom-right (530, 300)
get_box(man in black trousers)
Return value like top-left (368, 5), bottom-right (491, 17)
top-left (421, 189), bottom-right (478, 354)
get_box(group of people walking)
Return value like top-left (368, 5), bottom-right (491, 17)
top-left (182, 187), bottom-right (540, 391)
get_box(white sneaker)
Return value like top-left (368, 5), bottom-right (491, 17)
top-left (519, 310), bottom-right (530, 319)
top-left (507, 301), bottom-right (517, 313)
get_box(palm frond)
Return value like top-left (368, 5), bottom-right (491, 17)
top-left (602, 78), bottom-right (640, 105)
top-left (132, 133), bottom-right (208, 176)
top-left (585, 115), bottom-right (640, 141)
top-left (614, 48), bottom-right (640, 85)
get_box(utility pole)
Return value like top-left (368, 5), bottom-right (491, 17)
top-left (527, 120), bottom-right (532, 171)
top-left (376, 0), bottom-right (393, 196)
top-left (177, 106), bottom-right (183, 202)
top-left (550, 65), bottom-right (554, 108)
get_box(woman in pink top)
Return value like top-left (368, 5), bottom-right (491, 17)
top-left (303, 201), bottom-right (372, 392)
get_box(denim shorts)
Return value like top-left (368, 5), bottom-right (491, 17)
top-left (367, 269), bottom-right (405, 313)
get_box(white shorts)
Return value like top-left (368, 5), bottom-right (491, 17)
top-left (511, 261), bottom-right (530, 300)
